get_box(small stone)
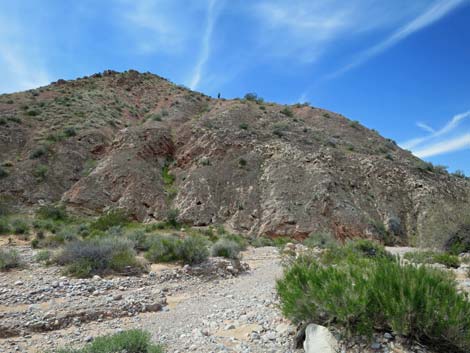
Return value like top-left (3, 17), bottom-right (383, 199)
top-left (371, 342), bottom-right (381, 350)
top-left (384, 332), bottom-right (393, 340)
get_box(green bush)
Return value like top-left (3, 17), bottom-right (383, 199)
top-left (211, 239), bottom-right (241, 259)
top-left (179, 235), bottom-right (209, 264)
top-left (0, 166), bottom-right (8, 179)
top-left (277, 252), bottom-right (470, 352)
top-left (55, 237), bottom-right (140, 277)
top-left (145, 235), bottom-right (182, 263)
top-left (55, 329), bottom-right (163, 353)
top-left (90, 210), bottom-right (129, 231)
top-left (280, 107), bottom-right (293, 117)
top-left (30, 146), bottom-right (47, 159)
top-left (166, 208), bottom-right (179, 228)
top-left (127, 230), bottom-right (151, 251)
top-left (35, 249), bottom-right (51, 263)
top-left (33, 164), bottom-right (48, 180)
top-left (63, 127), bottom-right (77, 137)
top-left (404, 251), bottom-right (460, 268)
top-left (11, 219), bottom-right (30, 235)
top-left (0, 248), bottom-right (20, 271)
top-left (0, 217), bottom-right (10, 234)
top-left (36, 205), bottom-right (67, 221)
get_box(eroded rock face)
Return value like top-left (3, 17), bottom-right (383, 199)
top-left (1, 70), bottom-right (469, 244)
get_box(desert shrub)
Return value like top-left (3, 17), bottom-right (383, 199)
top-left (303, 231), bottom-right (336, 249)
top-left (321, 239), bottom-right (392, 265)
top-left (36, 205), bottom-right (67, 221)
top-left (33, 164), bottom-right (48, 180)
top-left (145, 235), bottom-right (182, 263)
top-left (280, 107), bottom-right (293, 117)
top-left (0, 218), bottom-right (10, 234)
top-left (211, 239), bottom-right (241, 259)
top-left (404, 251), bottom-right (460, 268)
top-left (90, 210), bottom-right (129, 232)
top-left (30, 146), bottom-right (47, 159)
top-left (179, 235), bottom-right (209, 264)
top-left (239, 123), bottom-right (248, 130)
top-left (63, 127), bottom-right (77, 137)
top-left (145, 234), bottom-right (208, 265)
top-left (32, 218), bottom-right (59, 233)
top-left (277, 252), bottom-right (470, 352)
top-left (54, 329), bottom-right (163, 353)
top-left (445, 223), bottom-right (470, 254)
top-left (238, 158), bottom-right (247, 167)
top-left (35, 249), bottom-right (51, 263)
top-left (0, 166), bottom-right (8, 178)
top-left (273, 236), bottom-right (292, 248)
top-left (11, 219), bottom-right (29, 235)
top-left (106, 226), bottom-right (124, 237)
top-left (244, 93), bottom-right (263, 103)
top-left (221, 233), bottom-right (247, 250)
top-left (55, 237), bottom-right (139, 277)
top-left (166, 208), bottom-right (179, 228)
top-left (127, 230), bottom-right (151, 251)
top-left (0, 248), bottom-right (20, 271)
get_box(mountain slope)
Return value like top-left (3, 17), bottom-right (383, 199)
top-left (0, 70), bottom-right (469, 246)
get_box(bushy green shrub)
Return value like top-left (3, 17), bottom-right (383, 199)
top-left (127, 230), bottom-right (151, 251)
top-left (166, 208), bottom-right (179, 228)
top-left (179, 235), bottom-right (209, 264)
top-left (55, 237), bottom-right (140, 277)
top-left (145, 234), bottom-right (209, 265)
top-left (280, 107), bottom-right (293, 117)
top-left (30, 146), bottom-right (47, 159)
top-left (145, 235), bottom-right (182, 263)
top-left (0, 166), bottom-right (8, 179)
top-left (55, 329), bottom-right (163, 353)
top-left (222, 233), bottom-right (248, 250)
top-left (0, 248), bottom-right (20, 271)
top-left (404, 251), bottom-right (460, 268)
top-left (0, 217), bottom-right (10, 234)
top-left (63, 127), bottom-right (77, 137)
top-left (211, 239), bottom-right (242, 259)
top-left (277, 251), bottom-right (470, 352)
top-left (33, 164), bottom-right (48, 180)
top-left (11, 219), bottom-right (29, 235)
top-left (36, 205), bottom-right (67, 221)
top-left (90, 210), bottom-right (129, 232)
top-left (35, 249), bottom-right (51, 263)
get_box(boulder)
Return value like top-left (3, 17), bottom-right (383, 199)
top-left (303, 324), bottom-right (339, 353)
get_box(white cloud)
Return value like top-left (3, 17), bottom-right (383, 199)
top-left (400, 110), bottom-right (470, 158)
top-left (189, 0), bottom-right (219, 90)
top-left (252, 0), bottom-right (437, 62)
top-left (417, 122), bottom-right (435, 133)
top-left (414, 133), bottom-right (470, 158)
top-left (328, 0), bottom-right (466, 78)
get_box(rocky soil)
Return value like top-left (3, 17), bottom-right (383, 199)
top-left (2, 244), bottom-right (468, 353)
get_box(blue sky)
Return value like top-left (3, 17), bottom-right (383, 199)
top-left (1, 0), bottom-right (469, 173)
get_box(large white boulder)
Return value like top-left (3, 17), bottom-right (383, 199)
top-left (303, 324), bottom-right (339, 353)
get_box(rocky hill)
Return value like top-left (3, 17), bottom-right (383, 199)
top-left (0, 70), bottom-right (469, 246)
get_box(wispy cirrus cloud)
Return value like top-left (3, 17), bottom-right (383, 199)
top-left (400, 110), bottom-right (470, 158)
top-left (189, 0), bottom-right (219, 90)
top-left (328, 0), bottom-right (467, 78)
